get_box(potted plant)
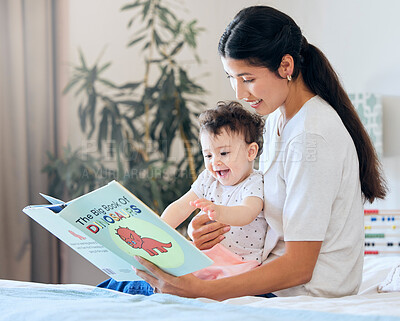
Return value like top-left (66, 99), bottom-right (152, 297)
top-left (44, 0), bottom-right (206, 228)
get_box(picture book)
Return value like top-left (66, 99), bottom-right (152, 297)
top-left (22, 180), bottom-right (213, 281)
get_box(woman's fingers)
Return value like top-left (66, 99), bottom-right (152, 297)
top-left (195, 231), bottom-right (225, 250)
top-left (189, 213), bottom-right (230, 250)
top-left (134, 266), bottom-right (159, 288)
top-left (192, 225), bottom-right (229, 250)
top-left (134, 256), bottom-right (175, 290)
top-left (191, 212), bottom-right (213, 229)
top-left (133, 256), bottom-right (203, 297)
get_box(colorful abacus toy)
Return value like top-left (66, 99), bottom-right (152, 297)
top-left (364, 209), bottom-right (400, 255)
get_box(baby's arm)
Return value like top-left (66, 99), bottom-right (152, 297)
top-left (161, 190), bottom-right (198, 229)
top-left (190, 196), bottom-right (263, 226)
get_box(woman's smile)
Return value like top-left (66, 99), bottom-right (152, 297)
top-left (246, 99), bottom-right (263, 109)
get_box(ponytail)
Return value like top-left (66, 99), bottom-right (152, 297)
top-left (300, 39), bottom-right (387, 203)
top-left (219, 5), bottom-right (387, 203)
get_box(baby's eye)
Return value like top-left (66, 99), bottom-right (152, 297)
top-left (220, 152), bottom-right (229, 156)
top-left (204, 154), bottom-right (212, 159)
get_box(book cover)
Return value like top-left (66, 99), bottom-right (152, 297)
top-left (23, 180), bottom-right (213, 281)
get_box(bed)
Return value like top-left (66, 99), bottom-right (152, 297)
top-left (1, 256), bottom-right (399, 321)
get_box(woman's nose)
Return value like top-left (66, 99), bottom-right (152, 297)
top-left (235, 81), bottom-right (249, 101)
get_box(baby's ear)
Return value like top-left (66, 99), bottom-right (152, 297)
top-left (247, 142), bottom-right (259, 161)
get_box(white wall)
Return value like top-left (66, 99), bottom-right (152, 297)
top-left (63, 0), bottom-right (400, 285)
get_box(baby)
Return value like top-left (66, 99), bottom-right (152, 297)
top-left (162, 101), bottom-right (267, 279)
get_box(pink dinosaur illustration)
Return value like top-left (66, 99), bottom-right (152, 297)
top-left (115, 226), bottom-right (172, 256)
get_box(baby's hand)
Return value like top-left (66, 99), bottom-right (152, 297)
top-left (190, 198), bottom-right (220, 221)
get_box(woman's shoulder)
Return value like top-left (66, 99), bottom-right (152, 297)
top-left (304, 96), bottom-right (344, 130)
top-left (290, 96), bottom-right (350, 142)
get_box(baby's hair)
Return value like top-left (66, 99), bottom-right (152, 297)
top-left (198, 101), bottom-right (265, 157)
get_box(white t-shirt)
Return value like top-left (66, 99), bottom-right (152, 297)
top-left (260, 96), bottom-right (364, 297)
top-left (191, 170), bottom-right (267, 262)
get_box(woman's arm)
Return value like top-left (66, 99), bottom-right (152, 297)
top-left (134, 240), bottom-right (322, 300)
top-left (191, 196), bottom-right (263, 226)
top-left (161, 190), bottom-right (199, 228)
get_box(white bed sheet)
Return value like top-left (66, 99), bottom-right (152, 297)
top-left (203, 256), bottom-right (400, 317)
top-left (0, 256), bottom-right (399, 319)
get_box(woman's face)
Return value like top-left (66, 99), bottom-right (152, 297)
top-left (221, 57), bottom-right (289, 116)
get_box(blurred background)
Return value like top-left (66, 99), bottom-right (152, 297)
top-left (1, 0), bottom-right (400, 286)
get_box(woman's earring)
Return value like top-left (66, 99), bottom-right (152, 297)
top-left (287, 75), bottom-right (292, 81)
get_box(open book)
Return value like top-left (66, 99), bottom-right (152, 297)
top-left (22, 180), bottom-right (212, 281)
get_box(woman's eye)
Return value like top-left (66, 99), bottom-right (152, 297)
top-left (243, 79), bottom-right (254, 83)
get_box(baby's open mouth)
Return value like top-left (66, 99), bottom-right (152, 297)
top-left (217, 169), bottom-right (230, 177)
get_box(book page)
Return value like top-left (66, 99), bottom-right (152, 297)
top-left (23, 205), bottom-right (141, 281)
top-left (58, 181), bottom-right (212, 277)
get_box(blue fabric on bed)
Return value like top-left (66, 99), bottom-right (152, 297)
top-left (97, 278), bottom-right (277, 297)
top-left (0, 286), bottom-right (399, 321)
top-left (97, 279), bottom-right (155, 295)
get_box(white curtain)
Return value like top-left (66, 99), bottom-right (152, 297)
top-left (0, 0), bottom-right (67, 282)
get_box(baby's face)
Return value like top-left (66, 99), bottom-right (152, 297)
top-left (200, 128), bottom-right (253, 186)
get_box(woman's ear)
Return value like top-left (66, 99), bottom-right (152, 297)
top-left (247, 142), bottom-right (259, 161)
top-left (278, 54), bottom-right (294, 79)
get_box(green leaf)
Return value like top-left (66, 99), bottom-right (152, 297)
top-left (127, 35), bottom-right (146, 47)
top-left (153, 30), bottom-right (163, 46)
top-left (160, 5), bottom-right (177, 21)
top-left (142, 41), bottom-right (151, 51)
top-left (88, 66), bottom-right (98, 85)
top-left (74, 80), bottom-right (89, 97)
top-left (184, 33), bottom-right (195, 48)
top-left (78, 48), bottom-right (88, 70)
top-left (169, 41), bottom-right (184, 56)
top-left (99, 78), bottom-right (117, 88)
top-left (63, 76), bottom-right (82, 94)
top-left (98, 62), bottom-right (112, 74)
top-left (142, 0), bottom-right (151, 20)
top-left (78, 103), bottom-right (86, 132)
top-left (157, 8), bottom-right (170, 26)
top-left (123, 115), bottom-right (142, 140)
top-left (146, 18), bottom-right (154, 28)
top-left (117, 100), bottom-right (142, 108)
top-left (98, 109), bottom-right (110, 151)
top-left (116, 150), bottom-right (124, 181)
top-left (118, 82), bottom-right (142, 90)
top-left (127, 17), bottom-right (135, 28)
top-left (87, 91), bottom-right (97, 139)
top-left (175, 21), bottom-right (182, 35)
top-left (194, 53), bottom-right (201, 64)
top-left (121, 0), bottom-right (143, 11)
top-left (111, 118), bottom-right (123, 148)
top-left (148, 59), bottom-right (163, 64)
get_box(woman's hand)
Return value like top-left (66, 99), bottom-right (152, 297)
top-left (133, 256), bottom-right (207, 298)
top-left (188, 213), bottom-right (230, 250)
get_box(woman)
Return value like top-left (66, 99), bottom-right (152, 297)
top-left (132, 5), bottom-right (387, 300)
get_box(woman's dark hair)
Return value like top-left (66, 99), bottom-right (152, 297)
top-left (199, 101), bottom-right (265, 157)
top-left (218, 6), bottom-right (387, 203)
